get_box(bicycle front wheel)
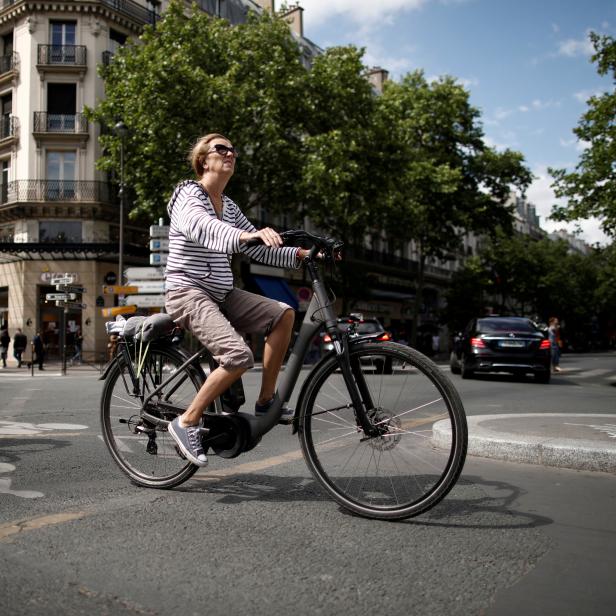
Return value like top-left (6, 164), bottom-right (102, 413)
top-left (101, 345), bottom-right (203, 488)
top-left (299, 342), bottom-right (467, 520)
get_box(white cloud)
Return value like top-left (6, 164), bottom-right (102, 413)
top-left (557, 34), bottom-right (594, 57)
top-left (527, 165), bottom-right (610, 245)
top-left (297, 0), bottom-right (427, 28)
top-left (573, 88), bottom-right (604, 103)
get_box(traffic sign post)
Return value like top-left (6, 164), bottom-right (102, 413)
top-left (48, 279), bottom-right (85, 376)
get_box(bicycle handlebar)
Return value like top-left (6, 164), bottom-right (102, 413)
top-left (244, 229), bottom-right (343, 260)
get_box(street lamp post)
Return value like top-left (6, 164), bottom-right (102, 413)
top-left (114, 121), bottom-right (128, 286)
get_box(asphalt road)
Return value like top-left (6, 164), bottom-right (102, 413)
top-left (0, 351), bottom-right (615, 615)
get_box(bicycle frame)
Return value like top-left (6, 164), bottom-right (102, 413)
top-left (117, 252), bottom-right (376, 453)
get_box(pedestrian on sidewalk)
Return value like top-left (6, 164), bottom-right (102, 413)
top-left (0, 327), bottom-right (10, 368)
top-left (13, 328), bottom-right (27, 368)
top-left (32, 331), bottom-right (45, 370)
top-left (548, 317), bottom-right (562, 373)
top-left (70, 326), bottom-right (83, 365)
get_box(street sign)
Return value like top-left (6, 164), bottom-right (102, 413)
top-left (125, 294), bottom-right (166, 308)
top-left (101, 305), bottom-right (137, 318)
top-left (124, 280), bottom-right (164, 294)
top-left (149, 224), bottom-right (169, 238)
top-left (102, 285), bottom-right (139, 295)
top-left (149, 238), bottom-right (169, 251)
top-left (46, 292), bottom-right (77, 301)
top-left (55, 284), bottom-right (85, 293)
top-left (55, 301), bottom-right (86, 310)
top-left (124, 267), bottom-right (164, 281)
top-left (150, 253), bottom-right (167, 265)
top-left (51, 275), bottom-right (77, 285)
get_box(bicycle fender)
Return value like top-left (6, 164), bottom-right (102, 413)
top-left (97, 343), bottom-right (207, 382)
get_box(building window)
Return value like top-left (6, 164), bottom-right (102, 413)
top-left (39, 221), bottom-right (82, 243)
top-left (0, 224), bottom-right (13, 242)
top-left (50, 21), bottom-right (76, 63)
top-left (46, 151), bottom-right (76, 200)
top-left (109, 28), bottom-right (127, 53)
top-left (47, 83), bottom-right (77, 131)
top-left (0, 159), bottom-right (8, 204)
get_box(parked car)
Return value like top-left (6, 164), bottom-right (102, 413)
top-left (322, 314), bottom-right (393, 372)
top-left (321, 315), bottom-right (392, 352)
top-left (450, 316), bottom-right (551, 383)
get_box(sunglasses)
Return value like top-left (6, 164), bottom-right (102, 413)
top-left (208, 144), bottom-right (239, 158)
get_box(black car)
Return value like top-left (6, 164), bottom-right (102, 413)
top-left (450, 316), bottom-right (551, 383)
top-left (321, 315), bottom-right (391, 352)
top-left (321, 314), bottom-right (393, 373)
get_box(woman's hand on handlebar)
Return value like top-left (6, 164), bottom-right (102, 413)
top-left (240, 227), bottom-right (283, 248)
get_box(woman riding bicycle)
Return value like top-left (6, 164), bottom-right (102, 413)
top-left (165, 133), bottom-right (311, 467)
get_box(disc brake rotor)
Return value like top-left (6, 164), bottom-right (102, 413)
top-left (367, 408), bottom-right (402, 451)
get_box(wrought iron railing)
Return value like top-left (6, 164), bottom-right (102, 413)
top-left (0, 115), bottom-right (16, 140)
top-left (102, 50), bottom-right (114, 66)
top-left (37, 45), bottom-right (87, 66)
top-left (0, 51), bottom-right (17, 74)
top-left (4, 180), bottom-right (116, 204)
top-left (100, 0), bottom-right (159, 25)
top-left (33, 112), bottom-right (88, 134)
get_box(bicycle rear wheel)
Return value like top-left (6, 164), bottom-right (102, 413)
top-left (100, 345), bottom-right (203, 488)
top-left (298, 342), bottom-right (467, 520)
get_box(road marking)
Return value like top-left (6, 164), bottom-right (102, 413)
top-left (0, 420), bottom-right (89, 437)
top-left (0, 511), bottom-right (87, 541)
top-left (193, 449), bottom-right (305, 482)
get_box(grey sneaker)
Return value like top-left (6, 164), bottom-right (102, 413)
top-left (255, 398), bottom-right (294, 425)
top-left (168, 417), bottom-right (208, 467)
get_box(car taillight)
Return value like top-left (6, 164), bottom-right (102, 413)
top-left (470, 337), bottom-right (486, 348)
top-left (377, 332), bottom-right (391, 341)
top-left (540, 339), bottom-right (550, 349)
top-left (323, 334), bottom-right (332, 343)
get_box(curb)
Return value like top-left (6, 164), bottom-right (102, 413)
top-left (433, 413), bottom-right (616, 473)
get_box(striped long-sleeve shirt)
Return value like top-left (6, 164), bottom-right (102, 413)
top-left (164, 180), bottom-right (299, 301)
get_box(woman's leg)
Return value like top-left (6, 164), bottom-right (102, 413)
top-left (180, 365), bottom-right (246, 426)
top-left (258, 308), bottom-right (294, 404)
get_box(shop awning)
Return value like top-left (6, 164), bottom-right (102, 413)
top-left (252, 275), bottom-right (298, 310)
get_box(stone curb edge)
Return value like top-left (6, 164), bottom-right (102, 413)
top-left (433, 413), bottom-right (616, 474)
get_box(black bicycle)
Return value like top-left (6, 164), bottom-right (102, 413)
top-left (100, 230), bottom-right (467, 520)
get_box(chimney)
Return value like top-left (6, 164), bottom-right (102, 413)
top-left (282, 3), bottom-right (304, 37)
top-left (367, 67), bottom-right (389, 94)
top-left (253, 0), bottom-right (275, 11)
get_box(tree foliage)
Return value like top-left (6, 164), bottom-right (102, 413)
top-left (550, 33), bottom-right (616, 238)
top-left (444, 232), bottom-right (616, 348)
top-left (89, 0), bottom-right (308, 220)
top-left (376, 72), bottom-right (532, 343)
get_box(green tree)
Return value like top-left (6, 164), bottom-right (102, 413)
top-left (378, 72), bottom-right (532, 344)
top-left (300, 46), bottom-right (386, 311)
top-left (550, 33), bottom-right (616, 238)
top-left (89, 0), bottom-right (308, 221)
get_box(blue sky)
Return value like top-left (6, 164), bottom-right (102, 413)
top-left (295, 0), bottom-right (615, 245)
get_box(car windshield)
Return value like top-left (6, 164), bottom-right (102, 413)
top-left (477, 318), bottom-right (538, 334)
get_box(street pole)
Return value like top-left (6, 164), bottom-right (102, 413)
top-left (115, 121), bottom-right (128, 286)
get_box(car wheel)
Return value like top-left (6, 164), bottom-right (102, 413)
top-left (450, 351), bottom-right (461, 375)
top-left (534, 370), bottom-right (550, 384)
top-left (461, 356), bottom-right (474, 379)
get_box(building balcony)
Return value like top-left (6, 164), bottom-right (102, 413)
top-left (100, 0), bottom-right (159, 26)
top-left (2, 180), bottom-right (115, 204)
top-left (0, 51), bottom-right (18, 87)
top-left (37, 45), bottom-right (87, 79)
top-left (33, 112), bottom-right (89, 146)
top-left (101, 50), bottom-right (114, 67)
top-left (0, 115), bottom-right (18, 148)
